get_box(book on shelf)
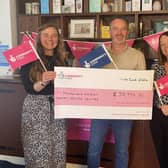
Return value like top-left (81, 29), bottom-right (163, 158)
top-left (163, 0), bottom-right (168, 10)
top-left (125, 0), bottom-right (132, 11)
top-left (131, 0), bottom-right (140, 11)
top-left (101, 0), bottom-right (113, 12)
top-left (52, 0), bottom-right (61, 13)
top-left (40, 0), bottom-right (50, 14)
top-left (119, 0), bottom-right (123, 11)
top-left (141, 0), bottom-right (152, 11)
top-left (165, 0), bottom-right (168, 10)
top-left (89, 0), bottom-right (101, 13)
top-left (64, 0), bottom-right (75, 13)
top-left (101, 25), bottom-right (110, 39)
top-left (113, 0), bottom-right (122, 12)
top-left (161, 0), bottom-right (166, 10)
top-left (79, 44), bottom-right (114, 68)
top-left (76, 0), bottom-right (83, 13)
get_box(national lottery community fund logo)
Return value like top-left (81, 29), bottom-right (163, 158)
top-left (57, 71), bottom-right (83, 80)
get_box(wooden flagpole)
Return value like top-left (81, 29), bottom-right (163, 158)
top-left (28, 40), bottom-right (47, 72)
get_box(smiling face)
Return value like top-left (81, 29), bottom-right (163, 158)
top-left (40, 27), bottom-right (59, 55)
top-left (160, 35), bottom-right (168, 60)
top-left (110, 18), bottom-right (129, 46)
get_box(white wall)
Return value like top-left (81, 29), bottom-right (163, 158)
top-left (0, 0), bottom-right (17, 47)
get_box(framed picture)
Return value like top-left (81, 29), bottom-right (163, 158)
top-left (70, 19), bottom-right (95, 38)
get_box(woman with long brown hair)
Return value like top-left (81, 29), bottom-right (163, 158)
top-left (20, 23), bottom-right (68, 168)
top-left (150, 31), bottom-right (168, 168)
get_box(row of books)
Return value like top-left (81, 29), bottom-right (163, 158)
top-left (40, 0), bottom-right (123, 14)
top-left (127, 0), bottom-right (168, 12)
top-left (40, 0), bottom-right (83, 14)
top-left (91, 0), bottom-right (123, 13)
top-left (37, 0), bottom-right (168, 15)
top-left (131, 0), bottom-right (153, 11)
top-left (92, 0), bottom-right (166, 13)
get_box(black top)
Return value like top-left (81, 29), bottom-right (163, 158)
top-left (20, 55), bottom-right (56, 95)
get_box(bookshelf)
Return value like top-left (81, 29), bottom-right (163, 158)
top-left (16, 0), bottom-right (168, 42)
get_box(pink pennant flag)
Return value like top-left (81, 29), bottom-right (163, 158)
top-left (66, 40), bottom-right (96, 59)
top-left (31, 32), bottom-right (38, 40)
top-left (21, 32), bottom-right (38, 44)
top-left (21, 34), bottom-right (30, 44)
top-left (155, 75), bottom-right (168, 97)
top-left (126, 39), bottom-right (135, 47)
top-left (143, 32), bottom-right (163, 52)
top-left (3, 40), bottom-right (39, 70)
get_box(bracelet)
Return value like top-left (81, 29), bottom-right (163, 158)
top-left (39, 81), bottom-right (47, 87)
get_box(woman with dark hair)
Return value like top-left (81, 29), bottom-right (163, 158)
top-left (20, 23), bottom-right (68, 168)
top-left (150, 31), bottom-right (168, 168)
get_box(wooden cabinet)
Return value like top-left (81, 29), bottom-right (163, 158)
top-left (0, 79), bottom-right (26, 156)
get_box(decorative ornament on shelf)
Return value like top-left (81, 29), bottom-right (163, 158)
top-left (102, 3), bottom-right (110, 12)
top-left (152, 0), bottom-right (161, 11)
top-left (102, 2), bottom-right (113, 12)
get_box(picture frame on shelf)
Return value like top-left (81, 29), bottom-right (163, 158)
top-left (69, 19), bottom-right (95, 38)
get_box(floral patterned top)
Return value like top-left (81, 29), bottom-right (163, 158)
top-left (153, 64), bottom-right (168, 107)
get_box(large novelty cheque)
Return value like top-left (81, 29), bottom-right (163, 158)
top-left (54, 67), bottom-right (154, 120)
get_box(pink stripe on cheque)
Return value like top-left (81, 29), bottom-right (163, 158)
top-left (55, 88), bottom-right (153, 107)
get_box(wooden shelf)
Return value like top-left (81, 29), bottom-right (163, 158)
top-left (15, 0), bottom-right (168, 66)
top-left (16, 0), bottom-right (168, 66)
top-left (16, 0), bottom-right (168, 41)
